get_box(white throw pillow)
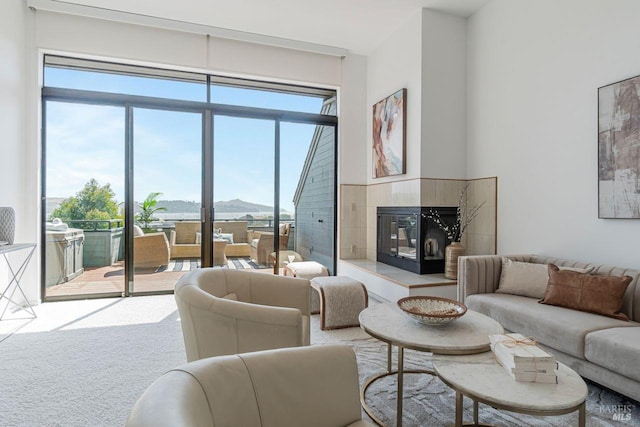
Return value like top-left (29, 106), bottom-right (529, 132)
top-left (496, 258), bottom-right (593, 299)
top-left (133, 225), bottom-right (145, 237)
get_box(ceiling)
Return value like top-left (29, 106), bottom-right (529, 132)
top-left (44, 0), bottom-right (491, 54)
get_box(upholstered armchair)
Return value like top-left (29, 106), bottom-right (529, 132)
top-left (133, 225), bottom-right (170, 268)
top-left (249, 223), bottom-right (291, 266)
top-left (174, 268), bottom-right (310, 362)
top-left (126, 345), bottom-right (375, 427)
top-left (169, 221), bottom-right (201, 259)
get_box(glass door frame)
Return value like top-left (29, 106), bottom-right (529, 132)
top-left (41, 86), bottom-right (337, 301)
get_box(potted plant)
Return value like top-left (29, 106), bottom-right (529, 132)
top-left (424, 184), bottom-right (485, 279)
top-left (136, 192), bottom-right (167, 232)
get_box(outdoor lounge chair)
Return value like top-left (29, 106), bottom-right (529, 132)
top-left (169, 221), bottom-right (201, 259)
top-left (133, 225), bottom-right (170, 268)
top-left (249, 223), bottom-right (290, 266)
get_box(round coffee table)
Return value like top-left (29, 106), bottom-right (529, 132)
top-left (433, 351), bottom-right (587, 427)
top-left (358, 302), bottom-right (504, 426)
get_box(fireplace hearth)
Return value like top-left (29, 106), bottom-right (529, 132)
top-left (377, 206), bottom-right (456, 274)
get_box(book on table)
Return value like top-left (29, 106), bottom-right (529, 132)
top-left (489, 333), bottom-right (558, 383)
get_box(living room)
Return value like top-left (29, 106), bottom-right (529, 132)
top-left (2, 0), bottom-right (640, 425)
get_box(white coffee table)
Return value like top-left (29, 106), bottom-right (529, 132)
top-left (433, 351), bottom-right (588, 427)
top-left (358, 302), bottom-right (504, 426)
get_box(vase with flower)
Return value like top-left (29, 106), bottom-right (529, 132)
top-left (423, 184), bottom-right (485, 279)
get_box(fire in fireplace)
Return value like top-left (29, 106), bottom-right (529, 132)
top-left (377, 206), bottom-right (457, 274)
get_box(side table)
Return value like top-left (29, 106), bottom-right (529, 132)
top-left (0, 243), bottom-right (37, 320)
top-left (433, 351), bottom-right (587, 426)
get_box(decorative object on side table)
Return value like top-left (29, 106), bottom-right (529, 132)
top-left (489, 333), bottom-right (558, 383)
top-left (424, 184), bottom-right (485, 279)
top-left (0, 207), bottom-right (15, 245)
top-left (397, 296), bottom-right (467, 325)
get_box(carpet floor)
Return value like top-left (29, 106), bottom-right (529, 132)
top-left (0, 295), bottom-right (637, 426)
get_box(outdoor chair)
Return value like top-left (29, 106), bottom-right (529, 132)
top-left (249, 223), bottom-right (291, 266)
top-left (169, 221), bottom-right (201, 258)
top-left (133, 225), bottom-right (170, 268)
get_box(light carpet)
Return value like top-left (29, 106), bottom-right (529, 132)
top-left (0, 295), bottom-right (637, 426)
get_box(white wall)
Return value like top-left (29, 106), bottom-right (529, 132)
top-left (467, 0), bottom-right (640, 268)
top-left (421, 9), bottom-right (467, 179)
top-left (0, 0), bottom-right (38, 306)
top-left (367, 11), bottom-right (423, 183)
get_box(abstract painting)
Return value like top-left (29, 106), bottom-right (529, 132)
top-left (599, 75), bottom-right (640, 218)
top-left (373, 88), bottom-right (406, 178)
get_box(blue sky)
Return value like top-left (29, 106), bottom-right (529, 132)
top-left (45, 67), bottom-right (326, 213)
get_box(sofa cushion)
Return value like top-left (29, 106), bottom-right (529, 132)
top-left (585, 326), bottom-right (640, 382)
top-left (541, 264), bottom-right (632, 320)
top-left (496, 258), bottom-right (594, 299)
top-left (465, 293), bottom-right (632, 358)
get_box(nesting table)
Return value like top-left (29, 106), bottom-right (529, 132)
top-left (433, 351), bottom-right (588, 426)
top-left (358, 302), bottom-right (504, 426)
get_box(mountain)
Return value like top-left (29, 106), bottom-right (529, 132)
top-left (154, 199), bottom-right (282, 213)
top-left (213, 199), bottom-right (274, 213)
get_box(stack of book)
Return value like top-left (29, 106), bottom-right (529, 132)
top-left (489, 333), bottom-right (558, 383)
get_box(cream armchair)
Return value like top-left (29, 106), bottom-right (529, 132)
top-left (126, 345), bottom-right (374, 427)
top-left (174, 268), bottom-right (310, 362)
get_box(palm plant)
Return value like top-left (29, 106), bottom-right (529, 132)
top-left (136, 192), bottom-right (167, 230)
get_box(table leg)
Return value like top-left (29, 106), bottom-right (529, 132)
top-left (387, 343), bottom-right (393, 372)
top-left (455, 391), bottom-right (464, 427)
top-left (0, 248), bottom-right (36, 320)
top-left (473, 400), bottom-right (479, 424)
top-left (397, 346), bottom-right (404, 427)
top-left (578, 402), bottom-right (585, 427)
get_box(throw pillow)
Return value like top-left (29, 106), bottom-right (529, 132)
top-left (496, 258), bottom-right (549, 298)
top-left (540, 264), bottom-right (632, 320)
top-left (496, 258), bottom-right (594, 299)
top-left (195, 232), bottom-right (202, 245)
top-left (133, 225), bottom-right (145, 237)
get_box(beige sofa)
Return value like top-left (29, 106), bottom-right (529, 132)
top-left (175, 268), bottom-right (310, 362)
top-left (459, 254), bottom-right (640, 402)
top-left (126, 345), bottom-right (374, 427)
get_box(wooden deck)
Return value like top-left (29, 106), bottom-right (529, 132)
top-left (45, 258), bottom-right (275, 298)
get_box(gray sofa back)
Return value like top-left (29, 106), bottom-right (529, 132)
top-left (459, 255), bottom-right (640, 322)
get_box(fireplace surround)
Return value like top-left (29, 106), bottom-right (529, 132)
top-left (377, 206), bottom-right (456, 274)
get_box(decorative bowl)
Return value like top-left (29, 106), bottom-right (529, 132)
top-left (397, 296), bottom-right (467, 326)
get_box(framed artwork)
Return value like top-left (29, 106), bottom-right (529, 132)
top-left (373, 88), bottom-right (406, 178)
top-left (598, 75), bottom-right (640, 218)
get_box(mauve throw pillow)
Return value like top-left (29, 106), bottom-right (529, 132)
top-left (540, 264), bottom-right (632, 320)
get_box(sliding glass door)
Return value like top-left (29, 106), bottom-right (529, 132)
top-left (42, 55), bottom-right (338, 301)
top-left (131, 108), bottom-right (203, 293)
top-left (44, 101), bottom-right (126, 299)
top-left (213, 116), bottom-right (275, 270)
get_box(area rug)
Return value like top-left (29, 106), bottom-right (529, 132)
top-left (155, 257), bottom-right (259, 272)
top-left (0, 295), bottom-right (637, 426)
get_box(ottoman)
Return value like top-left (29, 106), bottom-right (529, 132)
top-left (284, 261), bottom-right (329, 314)
top-left (310, 276), bottom-right (368, 330)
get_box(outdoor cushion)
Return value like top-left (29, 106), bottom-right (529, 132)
top-left (133, 225), bottom-right (145, 237)
top-left (466, 293), bottom-right (632, 358)
top-left (585, 326), bottom-right (640, 382)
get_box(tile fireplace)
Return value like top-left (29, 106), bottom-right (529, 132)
top-left (377, 206), bottom-right (456, 274)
